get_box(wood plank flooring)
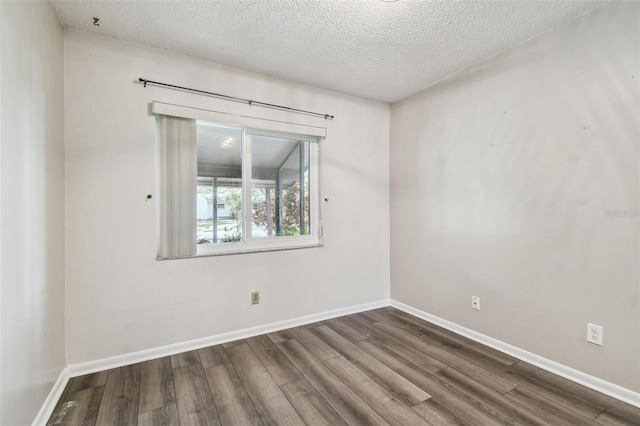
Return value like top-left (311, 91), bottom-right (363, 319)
top-left (47, 307), bottom-right (640, 425)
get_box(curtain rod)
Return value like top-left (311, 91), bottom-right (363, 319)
top-left (138, 78), bottom-right (334, 120)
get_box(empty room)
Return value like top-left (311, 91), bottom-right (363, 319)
top-left (1, 0), bottom-right (638, 425)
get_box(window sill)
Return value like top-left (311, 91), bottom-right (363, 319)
top-left (156, 242), bottom-right (323, 260)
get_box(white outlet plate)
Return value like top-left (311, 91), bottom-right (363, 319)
top-left (587, 323), bottom-right (603, 345)
top-left (251, 291), bottom-right (260, 305)
top-left (471, 296), bottom-right (480, 311)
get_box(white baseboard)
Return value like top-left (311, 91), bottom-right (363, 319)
top-left (390, 299), bottom-right (640, 409)
top-left (32, 367), bottom-right (71, 426)
top-left (66, 298), bottom-right (390, 378)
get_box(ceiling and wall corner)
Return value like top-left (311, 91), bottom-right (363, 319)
top-left (49, 0), bottom-right (607, 103)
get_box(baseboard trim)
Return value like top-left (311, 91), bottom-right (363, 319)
top-left (66, 298), bottom-right (390, 378)
top-left (32, 367), bottom-right (71, 426)
top-left (390, 299), bottom-right (640, 409)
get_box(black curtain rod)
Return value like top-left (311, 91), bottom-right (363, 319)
top-left (138, 78), bottom-right (334, 120)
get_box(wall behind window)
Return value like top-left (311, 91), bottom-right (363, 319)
top-left (1, 1), bottom-right (66, 424)
top-left (390, 2), bottom-right (639, 392)
top-left (64, 31), bottom-right (390, 363)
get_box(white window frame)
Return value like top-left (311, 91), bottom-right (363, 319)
top-left (154, 102), bottom-right (324, 259)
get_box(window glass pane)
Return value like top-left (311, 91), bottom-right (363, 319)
top-left (196, 122), bottom-right (243, 244)
top-left (251, 136), bottom-right (310, 238)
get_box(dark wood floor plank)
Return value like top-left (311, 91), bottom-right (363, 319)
top-left (48, 376), bottom-right (101, 426)
top-left (171, 350), bottom-right (201, 368)
top-left (340, 314), bottom-right (378, 338)
top-left (358, 308), bottom-right (389, 323)
top-left (412, 399), bottom-right (466, 425)
top-left (198, 344), bottom-right (231, 370)
top-left (325, 355), bottom-right (432, 425)
top-left (280, 378), bottom-right (348, 426)
top-left (373, 320), bottom-right (518, 394)
top-left (505, 386), bottom-right (600, 425)
top-left (276, 338), bottom-right (325, 373)
top-left (435, 366), bottom-right (551, 425)
top-left (67, 371), bottom-right (109, 394)
top-left (95, 363), bottom-right (140, 426)
top-left (267, 329), bottom-right (294, 344)
top-left (223, 339), bottom-right (246, 349)
top-left (354, 338), bottom-right (502, 426)
top-left (371, 312), bottom-right (522, 386)
top-left (246, 334), bottom-right (303, 386)
top-left (52, 386), bottom-right (104, 426)
top-left (324, 317), bottom-right (368, 342)
top-left (512, 361), bottom-right (640, 423)
top-left (138, 356), bottom-right (176, 414)
top-left (498, 362), bottom-right (607, 420)
top-left (173, 362), bottom-right (221, 426)
top-left (595, 409), bottom-right (640, 426)
top-left (278, 338), bottom-right (390, 425)
top-left (313, 324), bottom-right (431, 406)
top-left (303, 320), bottom-right (327, 329)
top-left (47, 380), bottom-right (73, 425)
top-left (226, 342), bottom-right (305, 425)
top-left (287, 326), bottom-right (340, 360)
top-left (204, 363), bottom-right (263, 426)
top-left (378, 308), bottom-right (518, 366)
top-left (80, 386), bottom-right (105, 426)
top-left (138, 404), bottom-right (179, 426)
top-left (342, 315), bottom-right (447, 373)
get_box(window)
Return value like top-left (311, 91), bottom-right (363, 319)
top-left (156, 110), bottom-right (321, 259)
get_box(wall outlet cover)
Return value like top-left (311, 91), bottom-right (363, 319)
top-left (472, 296), bottom-right (480, 311)
top-left (587, 323), bottom-right (603, 346)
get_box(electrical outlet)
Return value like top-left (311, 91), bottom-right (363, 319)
top-left (251, 291), bottom-right (260, 305)
top-left (587, 323), bottom-right (603, 345)
top-left (471, 296), bottom-right (480, 311)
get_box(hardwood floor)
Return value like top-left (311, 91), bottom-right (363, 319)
top-left (47, 307), bottom-right (640, 425)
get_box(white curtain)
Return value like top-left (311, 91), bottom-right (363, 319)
top-left (157, 115), bottom-right (197, 258)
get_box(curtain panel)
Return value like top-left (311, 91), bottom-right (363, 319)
top-left (157, 115), bottom-right (197, 258)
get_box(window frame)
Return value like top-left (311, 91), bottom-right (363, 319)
top-left (153, 101), bottom-right (325, 260)
top-left (195, 126), bottom-right (322, 257)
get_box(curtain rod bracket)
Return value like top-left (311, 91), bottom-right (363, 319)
top-left (137, 77), bottom-right (333, 120)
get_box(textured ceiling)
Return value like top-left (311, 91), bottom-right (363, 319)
top-left (50, 0), bottom-right (607, 103)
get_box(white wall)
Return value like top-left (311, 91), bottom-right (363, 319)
top-left (390, 2), bottom-right (639, 392)
top-left (64, 31), bottom-right (390, 363)
top-left (0, 1), bottom-right (66, 424)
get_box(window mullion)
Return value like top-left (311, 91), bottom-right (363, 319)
top-left (299, 141), bottom-right (305, 235)
top-left (212, 177), bottom-right (218, 243)
top-left (243, 131), bottom-right (253, 244)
